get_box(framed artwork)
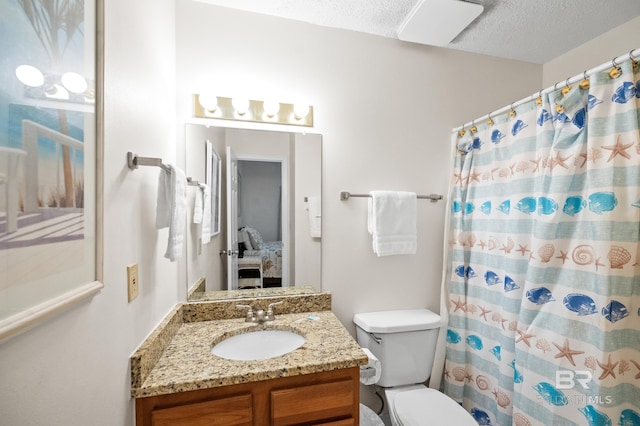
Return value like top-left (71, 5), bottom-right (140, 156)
top-left (206, 142), bottom-right (221, 237)
top-left (0, 0), bottom-right (103, 341)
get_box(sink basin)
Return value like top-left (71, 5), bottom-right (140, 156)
top-left (211, 329), bottom-right (305, 361)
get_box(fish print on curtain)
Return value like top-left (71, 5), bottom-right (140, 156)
top-left (444, 57), bottom-right (640, 426)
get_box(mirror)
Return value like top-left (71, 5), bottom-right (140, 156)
top-left (185, 124), bottom-right (322, 301)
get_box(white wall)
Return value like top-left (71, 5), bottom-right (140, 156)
top-left (175, 1), bottom-right (542, 334)
top-left (184, 124), bottom-right (226, 292)
top-left (0, 0), bottom-right (178, 425)
top-left (294, 133), bottom-right (322, 290)
top-left (543, 16), bottom-right (640, 86)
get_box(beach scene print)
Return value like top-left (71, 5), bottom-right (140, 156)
top-left (0, 0), bottom-right (95, 315)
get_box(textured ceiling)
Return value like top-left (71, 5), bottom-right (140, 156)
top-left (194, 0), bottom-right (640, 64)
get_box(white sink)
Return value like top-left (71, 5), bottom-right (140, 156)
top-left (211, 329), bottom-right (305, 361)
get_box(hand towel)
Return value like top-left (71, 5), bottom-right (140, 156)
top-left (200, 183), bottom-right (212, 244)
top-left (193, 183), bottom-right (212, 244)
top-left (156, 165), bottom-right (188, 261)
top-left (306, 195), bottom-right (322, 238)
top-left (367, 190), bottom-right (417, 256)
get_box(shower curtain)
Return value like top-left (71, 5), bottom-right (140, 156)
top-left (443, 57), bottom-right (640, 425)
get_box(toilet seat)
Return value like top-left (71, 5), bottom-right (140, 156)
top-left (390, 387), bottom-right (476, 426)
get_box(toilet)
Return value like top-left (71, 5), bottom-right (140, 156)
top-left (354, 309), bottom-right (476, 426)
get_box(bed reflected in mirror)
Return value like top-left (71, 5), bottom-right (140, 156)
top-left (185, 124), bottom-right (322, 301)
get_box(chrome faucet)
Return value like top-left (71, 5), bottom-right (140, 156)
top-left (237, 301), bottom-right (283, 323)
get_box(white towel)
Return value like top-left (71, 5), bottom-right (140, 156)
top-left (367, 190), bottom-right (417, 256)
top-left (156, 165), bottom-right (188, 261)
top-left (198, 183), bottom-right (211, 244)
top-left (307, 195), bottom-right (321, 238)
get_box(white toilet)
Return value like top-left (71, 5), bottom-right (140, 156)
top-left (354, 309), bottom-right (476, 426)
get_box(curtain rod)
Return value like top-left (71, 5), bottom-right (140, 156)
top-left (451, 48), bottom-right (640, 133)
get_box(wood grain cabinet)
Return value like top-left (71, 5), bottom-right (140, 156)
top-left (136, 367), bottom-right (359, 426)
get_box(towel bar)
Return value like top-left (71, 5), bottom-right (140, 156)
top-left (127, 152), bottom-right (199, 186)
top-left (127, 152), bottom-right (170, 172)
top-left (340, 191), bottom-right (443, 203)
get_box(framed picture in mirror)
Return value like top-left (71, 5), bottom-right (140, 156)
top-left (206, 142), bottom-right (221, 237)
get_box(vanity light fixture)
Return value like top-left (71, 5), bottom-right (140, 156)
top-left (193, 94), bottom-right (314, 127)
top-left (15, 64), bottom-right (94, 106)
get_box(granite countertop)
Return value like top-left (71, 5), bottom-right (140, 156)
top-left (131, 296), bottom-right (367, 399)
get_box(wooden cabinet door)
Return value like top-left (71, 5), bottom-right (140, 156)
top-left (151, 394), bottom-right (252, 426)
top-left (271, 379), bottom-right (355, 426)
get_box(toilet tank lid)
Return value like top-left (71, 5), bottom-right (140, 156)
top-left (353, 309), bottom-right (441, 333)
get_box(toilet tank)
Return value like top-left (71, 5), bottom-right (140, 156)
top-left (354, 309), bottom-right (441, 387)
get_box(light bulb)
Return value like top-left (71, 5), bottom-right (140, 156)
top-left (61, 72), bottom-right (88, 93)
top-left (15, 65), bottom-right (44, 87)
top-left (293, 103), bottom-right (310, 119)
top-left (263, 100), bottom-right (280, 117)
top-left (198, 93), bottom-right (218, 112)
top-left (232, 97), bottom-right (250, 115)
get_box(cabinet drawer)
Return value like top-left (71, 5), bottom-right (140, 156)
top-left (271, 379), bottom-right (355, 425)
top-left (151, 394), bottom-right (252, 426)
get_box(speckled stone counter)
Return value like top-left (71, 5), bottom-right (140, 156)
top-left (131, 293), bottom-right (367, 399)
top-left (188, 285), bottom-right (320, 302)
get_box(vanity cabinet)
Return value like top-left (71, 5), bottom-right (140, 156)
top-left (136, 367), bottom-right (359, 426)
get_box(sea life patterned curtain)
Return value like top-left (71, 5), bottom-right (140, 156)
top-left (443, 57), bottom-right (640, 425)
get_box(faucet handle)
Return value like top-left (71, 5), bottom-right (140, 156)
top-left (236, 304), bottom-right (254, 322)
top-left (266, 301), bottom-right (283, 320)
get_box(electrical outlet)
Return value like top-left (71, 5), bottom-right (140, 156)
top-left (127, 263), bottom-right (139, 302)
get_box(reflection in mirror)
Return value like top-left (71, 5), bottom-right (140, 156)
top-left (185, 124), bottom-right (321, 301)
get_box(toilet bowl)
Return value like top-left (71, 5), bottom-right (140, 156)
top-left (360, 403), bottom-right (385, 426)
top-left (354, 309), bottom-right (476, 426)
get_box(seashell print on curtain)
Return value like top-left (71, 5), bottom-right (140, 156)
top-left (443, 55), bottom-right (640, 425)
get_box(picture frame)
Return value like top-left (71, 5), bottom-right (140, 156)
top-left (207, 143), bottom-right (221, 237)
top-left (0, 0), bottom-right (103, 342)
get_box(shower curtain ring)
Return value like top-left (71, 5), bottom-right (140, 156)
top-left (631, 50), bottom-right (639, 71)
top-left (536, 90), bottom-right (543, 106)
top-left (487, 113), bottom-right (494, 126)
top-left (509, 103), bottom-right (517, 118)
top-left (579, 71), bottom-right (590, 90)
top-left (470, 120), bottom-right (477, 133)
top-left (609, 57), bottom-right (622, 79)
top-left (561, 77), bottom-right (571, 95)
